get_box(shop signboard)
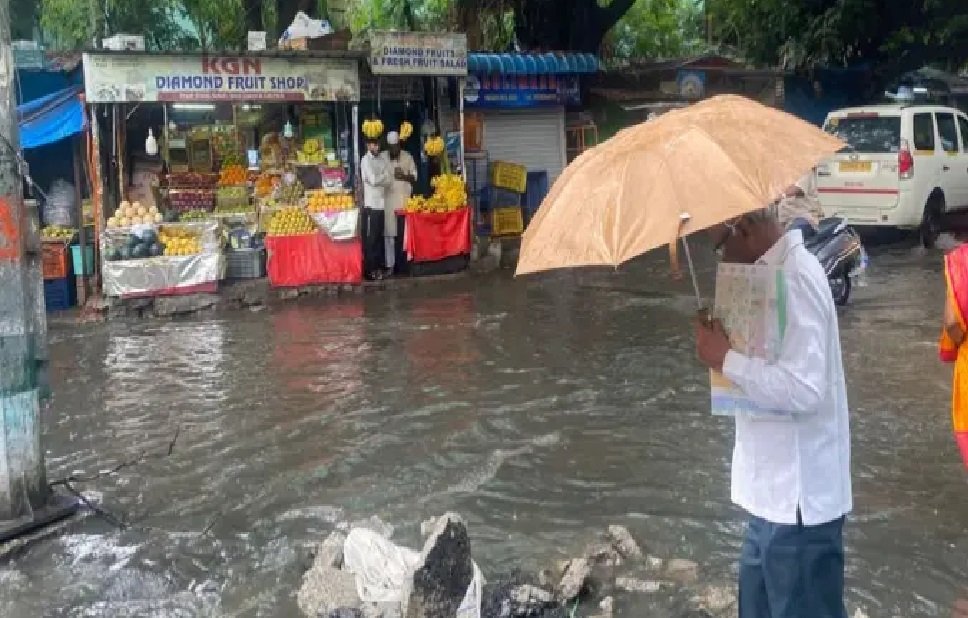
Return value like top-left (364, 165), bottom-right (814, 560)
top-left (82, 53), bottom-right (361, 103)
top-left (368, 31), bottom-right (467, 77)
top-left (463, 73), bottom-right (580, 109)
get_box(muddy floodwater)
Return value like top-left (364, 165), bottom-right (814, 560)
top-left (1, 242), bottom-right (967, 617)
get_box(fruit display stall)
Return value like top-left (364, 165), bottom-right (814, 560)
top-left (365, 31), bottom-right (473, 274)
top-left (80, 49), bottom-right (365, 298)
top-left (403, 139), bottom-right (472, 266)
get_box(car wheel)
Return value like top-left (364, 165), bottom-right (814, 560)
top-left (830, 273), bottom-right (851, 307)
top-left (920, 196), bottom-right (944, 248)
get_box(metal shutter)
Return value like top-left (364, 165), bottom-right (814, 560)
top-left (483, 108), bottom-right (566, 183)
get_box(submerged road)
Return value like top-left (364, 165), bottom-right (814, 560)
top-left (0, 240), bottom-right (965, 616)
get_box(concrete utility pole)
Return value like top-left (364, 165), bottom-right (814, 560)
top-left (0, 0), bottom-right (73, 536)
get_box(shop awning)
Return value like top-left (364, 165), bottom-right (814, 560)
top-left (17, 86), bottom-right (85, 149)
top-left (468, 53), bottom-right (600, 76)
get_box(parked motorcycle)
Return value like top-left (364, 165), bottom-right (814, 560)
top-left (790, 217), bottom-right (866, 306)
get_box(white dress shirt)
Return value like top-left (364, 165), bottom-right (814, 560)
top-left (722, 229), bottom-right (852, 526)
top-left (386, 150), bottom-right (417, 214)
top-left (360, 152), bottom-right (391, 211)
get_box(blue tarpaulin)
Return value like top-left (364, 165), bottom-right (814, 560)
top-left (468, 53), bottom-right (600, 75)
top-left (17, 86), bottom-right (85, 149)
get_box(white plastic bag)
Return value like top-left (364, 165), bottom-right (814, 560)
top-left (44, 179), bottom-right (77, 227)
top-left (457, 561), bottom-right (483, 618)
top-left (343, 528), bottom-right (420, 604)
top-left (342, 527), bottom-right (483, 618)
top-left (279, 11), bottom-right (333, 45)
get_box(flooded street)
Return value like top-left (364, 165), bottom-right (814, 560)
top-left (3, 242), bottom-right (968, 617)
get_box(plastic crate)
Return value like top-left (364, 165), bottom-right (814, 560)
top-left (70, 244), bottom-right (96, 276)
top-left (41, 242), bottom-right (70, 280)
top-left (43, 276), bottom-right (76, 311)
top-left (490, 161), bottom-right (528, 193)
top-left (226, 248), bottom-right (266, 279)
top-left (524, 171), bottom-right (549, 219)
top-left (492, 207), bottom-right (524, 236)
top-left (488, 186), bottom-right (522, 209)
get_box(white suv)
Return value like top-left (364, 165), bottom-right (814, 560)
top-left (817, 104), bottom-right (968, 246)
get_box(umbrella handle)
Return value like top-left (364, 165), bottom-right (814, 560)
top-left (680, 234), bottom-right (706, 312)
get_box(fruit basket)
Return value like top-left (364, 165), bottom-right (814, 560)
top-left (215, 185), bottom-right (252, 214)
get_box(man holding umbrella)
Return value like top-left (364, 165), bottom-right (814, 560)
top-left (695, 204), bottom-right (851, 618)
top-left (513, 95), bottom-right (852, 618)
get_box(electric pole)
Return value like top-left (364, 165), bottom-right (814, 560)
top-left (0, 0), bottom-right (70, 535)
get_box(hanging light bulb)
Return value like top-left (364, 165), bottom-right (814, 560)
top-left (283, 120), bottom-right (294, 139)
top-left (145, 128), bottom-right (158, 156)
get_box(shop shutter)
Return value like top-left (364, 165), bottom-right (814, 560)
top-left (482, 108), bottom-right (567, 183)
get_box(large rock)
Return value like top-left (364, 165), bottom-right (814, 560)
top-left (606, 525), bottom-right (643, 560)
top-left (554, 558), bottom-right (590, 603)
top-left (403, 513), bottom-right (473, 618)
top-left (297, 566), bottom-right (361, 617)
top-left (313, 531), bottom-right (347, 570)
top-left (483, 570), bottom-right (567, 618)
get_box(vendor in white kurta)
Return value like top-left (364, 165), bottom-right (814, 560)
top-left (384, 131), bottom-right (417, 273)
top-left (361, 136), bottom-right (392, 280)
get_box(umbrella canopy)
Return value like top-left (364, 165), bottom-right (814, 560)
top-left (516, 95), bottom-right (845, 276)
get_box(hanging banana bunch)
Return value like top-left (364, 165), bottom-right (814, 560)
top-left (362, 118), bottom-right (384, 139)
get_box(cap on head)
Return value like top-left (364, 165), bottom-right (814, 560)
top-left (386, 131), bottom-right (400, 145)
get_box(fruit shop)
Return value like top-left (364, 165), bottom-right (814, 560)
top-left (81, 49), bottom-right (366, 296)
top-left (364, 31), bottom-right (474, 274)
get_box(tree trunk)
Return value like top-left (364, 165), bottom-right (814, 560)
top-left (453, 0), bottom-right (490, 51)
top-left (243, 0), bottom-right (264, 33)
top-left (514, 0), bottom-right (634, 52)
top-left (402, 0), bottom-right (417, 30)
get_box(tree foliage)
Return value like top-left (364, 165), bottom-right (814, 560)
top-left (38, 0), bottom-right (639, 54)
top-left (40, 0), bottom-right (194, 50)
top-left (710, 0), bottom-right (968, 72)
top-left (606, 0), bottom-right (703, 60)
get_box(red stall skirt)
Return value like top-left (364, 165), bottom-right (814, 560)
top-left (404, 207), bottom-right (471, 264)
top-left (265, 233), bottom-right (363, 287)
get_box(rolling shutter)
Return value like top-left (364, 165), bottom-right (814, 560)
top-left (482, 108), bottom-right (567, 183)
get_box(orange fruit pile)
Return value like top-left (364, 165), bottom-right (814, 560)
top-left (219, 165), bottom-right (246, 186)
top-left (307, 191), bottom-right (355, 213)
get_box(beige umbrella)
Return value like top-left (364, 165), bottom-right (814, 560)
top-left (516, 95), bottom-right (845, 302)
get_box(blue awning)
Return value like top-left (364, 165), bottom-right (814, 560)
top-left (468, 53), bottom-right (601, 76)
top-left (17, 86), bottom-right (85, 149)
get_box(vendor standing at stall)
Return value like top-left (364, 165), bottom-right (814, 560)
top-left (385, 131), bottom-right (417, 275)
top-left (361, 136), bottom-right (392, 280)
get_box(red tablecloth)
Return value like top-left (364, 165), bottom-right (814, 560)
top-left (265, 232), bottom-right (362, 287)
top-left (404, 207), bottom-right (471, 263)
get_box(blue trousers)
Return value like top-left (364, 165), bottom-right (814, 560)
top-left (739, 514), bottom-right (847, 618)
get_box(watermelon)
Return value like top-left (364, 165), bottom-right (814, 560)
top-left (149, 242), bottom-right (164, 257)
top-left (142, 229), bottom-right (158, 244)
top-left (131, 243), bottom-right (149, 259)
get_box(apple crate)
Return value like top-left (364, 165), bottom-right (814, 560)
top-left (41, 242), bottom-right (71, 280)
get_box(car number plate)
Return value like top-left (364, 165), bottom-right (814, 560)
top-left (839, 161), bottom-right (872, 173)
